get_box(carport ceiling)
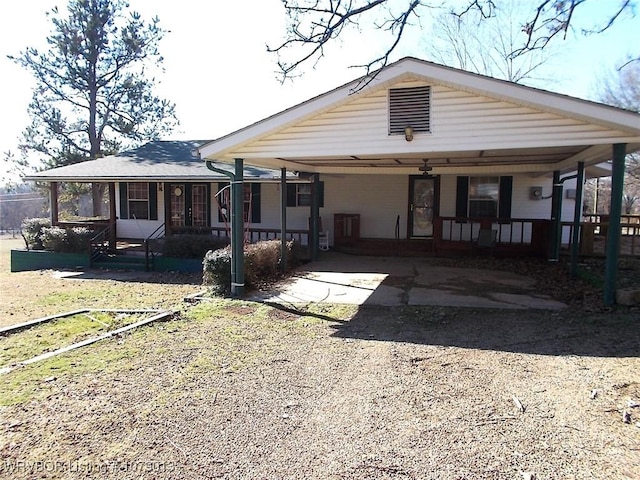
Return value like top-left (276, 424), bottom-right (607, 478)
top-left (269, 143), bottom-right (633, 175)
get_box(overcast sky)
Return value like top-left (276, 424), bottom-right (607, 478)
top-left (1, 0), bottom-right (638, 178)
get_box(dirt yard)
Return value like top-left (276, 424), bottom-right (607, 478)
top-left (0, 236), bottom-right (639, 479)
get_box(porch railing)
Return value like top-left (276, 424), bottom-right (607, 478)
top-left (435, 217), bottom-right (549, 256)
top-left (167, 226), bottom-right (310, 245)
top-left (561, 220), bottom-right (639, 257)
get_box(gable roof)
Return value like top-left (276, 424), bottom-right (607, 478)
top-left (24, 140), bottom-right (298, 182)
top-left (198, 57), bottom-right (640, 176)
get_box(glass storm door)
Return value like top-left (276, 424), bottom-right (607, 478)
top-left (169, 183), bottom-right (209, 228)
top-left (409, 177), bottom-right (435, 237)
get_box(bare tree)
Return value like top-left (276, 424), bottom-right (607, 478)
top-left (426, 0), bottom-right (557, 84)
top-left (269, 0), bottom-right (637, 85)
top-left (592, 62), bottom-right (640, 216)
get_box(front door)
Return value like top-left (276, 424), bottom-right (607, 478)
top-left (168, 183), bottom-right (210, 230)
top-left (409, 176), bottom-right (437, 237)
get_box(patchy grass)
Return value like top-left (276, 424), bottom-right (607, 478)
top-left (0, 235), bottom-right (201, 328)
top-left (0, 311), bottom-right (145, 368)
top-left (0, 299), bottom-right (355, 407)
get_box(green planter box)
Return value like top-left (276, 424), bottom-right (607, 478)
top-left (11, 250), bottom-right (90, 272)
top-left (153, 257), bottom-right (203, 273)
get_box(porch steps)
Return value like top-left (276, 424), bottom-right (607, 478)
top-left (92, 253), bottom-right (149, 272)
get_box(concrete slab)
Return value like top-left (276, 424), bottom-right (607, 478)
top-left (250, 253), bottom-right (568, 310)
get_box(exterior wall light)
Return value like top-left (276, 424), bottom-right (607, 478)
top-left (404, 126), bottom-right (414, 142)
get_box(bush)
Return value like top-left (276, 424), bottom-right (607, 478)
top-left (21, 217), bottom-right (51, 250)
top-left (203, 239), bottom-right (298, 295)
top-left (41, 226), bottom-right (93, 253)
top-left (202, 246), bottom-right (232, 295)
top-left (161, 234), bottom-right (230, 259)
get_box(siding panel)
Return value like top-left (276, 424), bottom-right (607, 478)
top-left (229, 82), bottom-right (630, 159)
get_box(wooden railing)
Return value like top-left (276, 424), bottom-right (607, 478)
top-left (167, 226), bottom-right (310, 246)
top-left (561, 220), bottom-right (639, 257)
top-left (435, 217), bottom-right (549, 256)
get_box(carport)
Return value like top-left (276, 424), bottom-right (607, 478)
top-left (198, 57), bottom-right (640, 304)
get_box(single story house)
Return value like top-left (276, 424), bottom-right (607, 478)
top-left (25, 57), bottom-right (640, 301)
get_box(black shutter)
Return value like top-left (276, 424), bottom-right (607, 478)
top-left (149, 183), bottom-right (158, 220)
top-left (119, 183), bottom-right (129, 219)
top-left (456, 176), bottom-right (469, 218)
top-left (251, 183), bottom-right (261, 223)
top-left (286, 184), bottom-right (297, 206)
top-left (499, 176), bottom-right (513, 219)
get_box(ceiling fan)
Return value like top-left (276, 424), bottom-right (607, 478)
top-left (419, 159), bottom-right (432, 175)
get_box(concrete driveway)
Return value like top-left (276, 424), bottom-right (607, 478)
top-left (251, 252), bottom-right (566, 310)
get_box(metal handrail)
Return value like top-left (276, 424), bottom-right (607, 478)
top-left (89, 225), bottom-right (112, 266)
top-left (143, 223), bottom-right (166, 271)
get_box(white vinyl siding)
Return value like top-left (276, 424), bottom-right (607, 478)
top-left (227, 82), bottom-right (631, 160)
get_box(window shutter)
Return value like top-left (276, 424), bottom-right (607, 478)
top-left (456, 176), bottom-right (469, 218)
top-left (149, 183), bottom-right (158, 220)
top-left (251, 183), bottom-right (261, 223)
top-left (499, 176), bottom-right (513, 219)
top-left (286, 184), bottom-right (296, 206)
top-left (319, 181), bottom-right (324, 208)
top-left (389, 86), bottom-right (431, 135)
top-left (119, 183), bottom-right (129, 219)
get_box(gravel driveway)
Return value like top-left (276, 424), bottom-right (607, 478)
top-left (2, 300), bottom-right (638, 480)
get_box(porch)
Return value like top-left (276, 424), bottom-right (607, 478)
top-left (80, 212), bottom-right (639, 272)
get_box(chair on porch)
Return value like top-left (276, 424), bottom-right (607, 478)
top-left (474, 228), bottom-right (497, 255)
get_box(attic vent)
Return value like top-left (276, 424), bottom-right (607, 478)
top-left (389, 86), bottom-right (431, 135)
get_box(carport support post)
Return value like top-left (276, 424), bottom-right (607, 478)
top-left (550, 171), bottom-right (562, 261)
top-left (311, 174), bottom-right (320, 260)
top-left (205, 160), bottom-right (245, 297)
top-left (280, 168), bottom-right (287, 273)
top-left (570, 162), bottom-right (585, 278)
top-left (604, 143), bottom-right (626, 305)
top-left (232, 158), bottom-right (245, 297)
top-left (50, 181), bottom-right (59, 226)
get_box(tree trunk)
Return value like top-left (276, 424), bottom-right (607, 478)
top-left (92, 183), bottom-right (107, 217)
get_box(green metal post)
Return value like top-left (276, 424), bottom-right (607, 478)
top-left (570, 162), bottom-right (585, 278)
top-left (233, 158), bottom-right (245, 297)
top-left (604, 144), bottom-right (626, 305)
top-left (280, 168), bottom-right (287, 273)
top-left (311, 174), bottom-right (320, 260)
top-left (205, 160), bottom-right (245, 297)
top-left (550, 171), bottom-right (562, 261)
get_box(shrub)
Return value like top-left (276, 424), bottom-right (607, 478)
top-left (203, 239), bottom-right (298, 295)
top-left (203, 246), bottom-right (232, 295)
top-left (161, 234), bottom-right (230, 259)
top-left (21, 217), bottom-right (51, 250)
top-left (40, 226), bottom-right (93, 253)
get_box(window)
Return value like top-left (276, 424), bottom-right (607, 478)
top-left (217, 183), bottom-right (261, 223)
top-left (456, 176), bottom-right (512, 219)
top-left (119, 182), bottom-right (158, 220)
top-left (287, 183), bottom-right (324, 207)
top-left (128, 183), bottom-right (150, 219)
top-left (468, 176), bottom-right (499, 218)
top-left (389, 86), bottom-right (431, 135)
